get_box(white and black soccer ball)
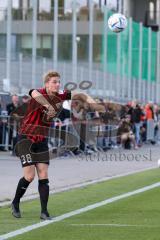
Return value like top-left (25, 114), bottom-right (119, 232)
top-left (108, 13), bottom-right (127, 33)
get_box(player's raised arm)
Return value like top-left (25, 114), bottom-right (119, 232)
top-left (29, 89), bottom-right (56, 118)
top-left (30, 89), bottom-right (50, 109)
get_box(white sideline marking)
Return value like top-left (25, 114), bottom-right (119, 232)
top-left (1, 181), bottom-right (160, 240)
top-left (70, 223), bottom-right (155, 228)
top-left (0, 166), bottom-right (156, 207)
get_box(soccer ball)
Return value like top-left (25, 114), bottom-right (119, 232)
top-left (108, 13), bottom-right (127, 33)
top-left (157, 159), bottom-right (160, 168)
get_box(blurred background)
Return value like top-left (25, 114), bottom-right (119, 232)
top-left (0, 0), bottom-right (160, 103)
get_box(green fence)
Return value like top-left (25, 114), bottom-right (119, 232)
top-left (102, 13), bottom-right (158, 82)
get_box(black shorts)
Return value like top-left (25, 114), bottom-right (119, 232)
top-left (15, 135), bottom-right (50, 168)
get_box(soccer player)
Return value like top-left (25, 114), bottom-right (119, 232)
top-left (11, 71), bottom-right (72, 220)
top-left (11, 71), bottom-right (106, 220)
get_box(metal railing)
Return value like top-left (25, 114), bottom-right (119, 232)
top-left (0, 114), bottom-right (13, 150)
top-left (0, 114), bottom-right (159, 154)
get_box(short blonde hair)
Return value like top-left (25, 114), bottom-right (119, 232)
top-left (44, 71), bottom-right (60, 84)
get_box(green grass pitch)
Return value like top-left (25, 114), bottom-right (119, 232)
top-left (0, 168), bottom-right (160, 240)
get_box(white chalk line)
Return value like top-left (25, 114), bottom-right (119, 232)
top-left (0, 181), bottom-right (160, 240)
top-left (70, 223), bottom-right (158, 228)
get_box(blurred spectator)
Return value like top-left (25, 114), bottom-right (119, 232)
top-left (145, 102), bottom-right (154, 120)
top-left (117, 115), bottom-right (137, 149)
top-left (0, 98), bottom-right (3, 150)
top-left (153, 104), bottom-right (159, 142)
top-left (128, 102), bottom-right (144, 147)
top-left (0, 97), bottom-right (7, 151)
top-left (120, 104), bottom-right (130, 119)
top-left (11, 95), bottom-right (31, 155)
top-left (11, 95), bottom-right (30, 119)
top-left (57, 107), bottom-right (71, 148)
top-left (145, 102), bottom-right (155, 143)
top-left (20, 95), bottom-right (30, 117)
top-left (6, 95), bottom-right (20, 151)
top-left (6, 95), bottom-right (19, 115)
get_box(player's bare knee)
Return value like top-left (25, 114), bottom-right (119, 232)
top-left (24, 174), bottom-right (35, 183)
top-left (38, 172), bottom-right (48, 179)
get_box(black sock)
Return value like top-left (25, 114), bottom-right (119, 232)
top-left (38, 179), bottom-right (49, 213)
top-left (12, 177), bottom-right (30, 207)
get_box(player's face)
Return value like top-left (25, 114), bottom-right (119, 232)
top-left (46, 77), bottom-right (60, 93)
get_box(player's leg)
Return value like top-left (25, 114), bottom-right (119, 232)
top-left (11, 165), bottom-right (35, 218)
top-left (121, 133), bottom-right (128, 147)
top-left (129, 134), bottom-right (138, 149)
top-left (36, 163), bottom-right (51, 220)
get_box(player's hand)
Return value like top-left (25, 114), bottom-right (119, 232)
top-left (46, 106), bottom-right (56, 118)
top-left (43, 105), bottom-right (56, 122)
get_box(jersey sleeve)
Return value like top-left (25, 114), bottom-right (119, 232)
top-left (28, 89), bottom-right (35, 97)
top-left (57, 90), bottom-right (71, 101)
top-left (65, 90), bottom-right (72, 100)
top-left (29, 88), bottom-right (46, 97)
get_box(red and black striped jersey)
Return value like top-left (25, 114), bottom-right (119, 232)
top-left (19, 88), bottom-right (71, 143)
